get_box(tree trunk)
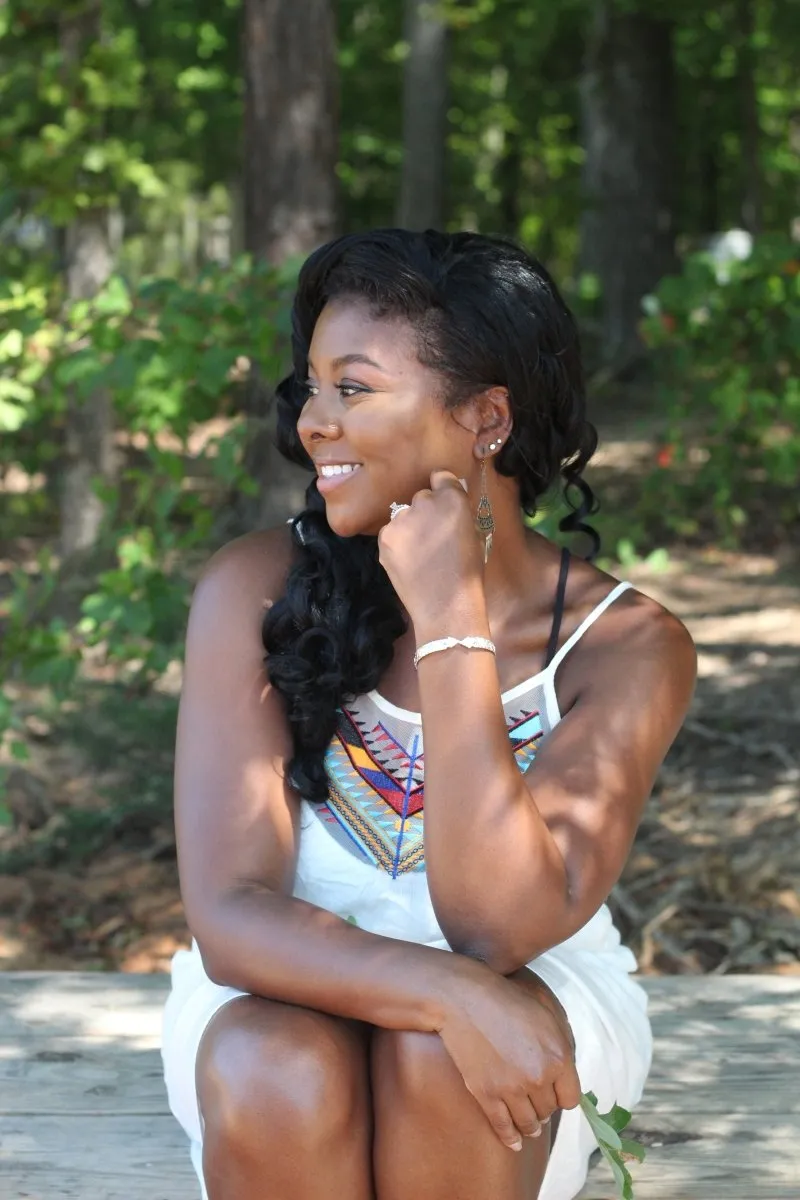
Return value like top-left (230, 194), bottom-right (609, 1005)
top-left (229, 0), bottom-right (339, 535)
top-left (736, 0), bottom-right (762, 234)
top-left (396, 0), bottom-right (450, 231)
top-left (242, 0), bottom-right (339, 262)
top-left (60, 215), bottom-right (116, 560)
top-left (698, 88), bottom-right (721, 235)
top-left (59, 9), bottom-right (117, 561)
top-left (579, 4), bottom-right (677, 370)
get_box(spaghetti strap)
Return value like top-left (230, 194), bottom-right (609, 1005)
top-left (548, 579), bottom-right (634, 674)
top-left (543, 546), bottom-right (571, 668)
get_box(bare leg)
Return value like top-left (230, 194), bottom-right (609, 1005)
top-left (371, 967), bottom-right (564, 1200)
top-left (196, 995), bottom-right (375, 1200)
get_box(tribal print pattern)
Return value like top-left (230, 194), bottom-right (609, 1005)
top-left (311, 692), bottom-right (547, 877)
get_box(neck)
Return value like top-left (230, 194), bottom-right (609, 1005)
top-left (480, 476), bottom-right (536, 628)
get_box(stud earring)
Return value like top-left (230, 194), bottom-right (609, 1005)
top-left (488, 437), bottom-right (503, 451)
top-left (474, 457), bottom-right (495, 563)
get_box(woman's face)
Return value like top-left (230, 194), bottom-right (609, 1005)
top-left (296, 298), bottom-right (475, 537)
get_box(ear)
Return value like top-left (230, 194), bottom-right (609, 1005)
top-left (472, 386), bottom-right (512, 455)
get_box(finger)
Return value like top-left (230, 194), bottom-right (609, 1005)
top-left (528, 1083), bottom-right (559, 1124)
top-left (429, 468), bottom-right (466, 492)
top-left (505, 1093), bottom-right (543, 1140)
top-left (483, 1097), bottom-right (526, 1152)
top-left (553, 1063), bottom-right (582, 1111)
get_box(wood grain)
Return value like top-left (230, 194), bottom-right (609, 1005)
top-left (1, 973), bottom-right (798, 1199)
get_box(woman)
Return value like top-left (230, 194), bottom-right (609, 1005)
top-left (161, 228), bottom-right (696, 1200)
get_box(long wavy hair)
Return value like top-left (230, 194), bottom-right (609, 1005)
top-left (263, 228), bottom-right (599, 801)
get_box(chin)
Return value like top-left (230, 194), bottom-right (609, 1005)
top-left (324, 504), bottom-right (383, 539)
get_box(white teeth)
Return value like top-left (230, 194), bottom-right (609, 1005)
top-left (320, 463), bottom-right (361, 477)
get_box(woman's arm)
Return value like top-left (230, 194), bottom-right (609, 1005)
top-left (414, 582), bottom-right (697, 974)
top-left (175, 528), bottom-right (473, 1031)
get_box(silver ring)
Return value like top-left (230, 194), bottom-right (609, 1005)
top-left (389, 502), bottom-right (411, 521)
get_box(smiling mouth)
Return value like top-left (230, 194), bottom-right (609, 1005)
top-left (317, 464), bottom-right (363, 478)
top-left (316, 463), bottom-right (363, 493)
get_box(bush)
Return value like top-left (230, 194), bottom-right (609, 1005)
top-left (640, 234), bottom-right (800, 544)
top-left (0, 256), bottom-right (295, 792)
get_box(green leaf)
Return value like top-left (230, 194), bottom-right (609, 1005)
top-left (607, 1104), bottom-right (633, 1133)
top-left (620, 1137), bottom-right (647, 1163)
top-left (580, 1093), bottom-right (645, 1199)
top-left (579, 1094), bottom-right (622, 1149)
top-left (10, 738), bottom-right (30, 763)
top-left (0, 395), bottom-right (30, 431)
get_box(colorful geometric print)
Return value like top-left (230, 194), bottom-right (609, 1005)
top-left (322, 709), bottom-right (425, 876)
top-left (316, 699), bottom-right (546, 877)
top-left (507, 707), bottom-right (544, 774)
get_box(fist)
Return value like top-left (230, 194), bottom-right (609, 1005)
top-left (377, 469), bottom-right (488, 630)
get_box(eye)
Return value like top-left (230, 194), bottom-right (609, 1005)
top-left (337, 379), bottom-right (373, 399)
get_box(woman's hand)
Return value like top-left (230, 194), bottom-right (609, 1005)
top-left (377, 469), bottom-right (487, 632)
top-left (437, 962), bottom-right (582, 1152)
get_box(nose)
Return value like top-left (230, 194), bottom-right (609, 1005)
top-left (296, 387), bottom-right (342, 444)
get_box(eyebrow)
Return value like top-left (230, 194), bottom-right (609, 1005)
top-left (307, 353), bottom-right (387, 373)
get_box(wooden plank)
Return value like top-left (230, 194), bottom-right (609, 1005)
top-left (2, 1038), bottom-right (798, 1117)
top-left (1, 1114), bottom-right (798, 1200)
top-left (2, 971), bottom-right (798, 1037)
top-left (579, 1133), bottom-right (800, 1200)
top-left (0, 1044), bottom-right (170, 1117)
top-left (1, 972), bottom-right (799, 1199)
top-left (0, 972), bottom-right (165, 1043)
top-left (0, 1114), bottom-right (192, 1200)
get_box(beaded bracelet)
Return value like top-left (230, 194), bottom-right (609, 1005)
top-left (413, 636), bottom-right (497, 669)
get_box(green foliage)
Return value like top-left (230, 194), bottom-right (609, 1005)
top-left (0, 256), bottom-right (293, 779)
top-left (580, 1092), bottom-right (646, 1200)
top-left (641, 235), bottom-right (800, 542)
top-left (0, 0), bottom-right (241, 226)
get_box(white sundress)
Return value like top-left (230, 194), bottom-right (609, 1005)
top-left (161, 579), bottom-right (653, 1200)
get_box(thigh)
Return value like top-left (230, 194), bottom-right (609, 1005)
top-left (197, 995), bottom-right (375, 1200)
top-left (371, 1023), bottom-right (557, 1200)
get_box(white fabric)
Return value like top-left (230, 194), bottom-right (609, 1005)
top-left (161, 579), bottom-right (652, 1199)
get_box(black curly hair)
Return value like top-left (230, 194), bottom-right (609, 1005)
top-left (263, 228), bottom-right (599, 802)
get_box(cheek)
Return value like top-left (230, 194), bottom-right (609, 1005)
top-left (349, 404), bottom-right (412, 447)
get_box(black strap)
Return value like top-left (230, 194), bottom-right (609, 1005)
top-left (543, 546), bottom-right (571, 669)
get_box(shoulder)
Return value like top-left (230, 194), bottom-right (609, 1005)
top-left (187, 525), bottom-right (299, 640)
top-left (194, 525), bottom-right (297, 604)
top-left (557, 553), bottom-right (697, 702)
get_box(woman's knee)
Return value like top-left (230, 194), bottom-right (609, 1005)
top-left (371, 1027), bottom-right (457, 1110)
top-left (197, 995), bottom-right (370, 1150)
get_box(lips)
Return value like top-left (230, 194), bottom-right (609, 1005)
top-left (316, 463), bottom-right (363, 494)
top-left (316, 463), bottom-right (362, 477)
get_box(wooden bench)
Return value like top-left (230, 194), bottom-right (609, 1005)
top-left (1, 972), bottom-right (798, 1199)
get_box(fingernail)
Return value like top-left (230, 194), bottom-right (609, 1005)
top-left (510, 1140), bottom-right (523, 1152)
top-left (458, 477), bottom-right (468, 491)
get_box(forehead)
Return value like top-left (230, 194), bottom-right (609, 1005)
top-left (308, 299), bottom-right (419, 372)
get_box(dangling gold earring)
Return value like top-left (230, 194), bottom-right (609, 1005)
top-left (474, 455), bottom-right (495, 563)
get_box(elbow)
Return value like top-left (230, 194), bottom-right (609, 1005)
top-left (196, 936), bottom-right (230, 987)
top-left (186, 881), bottom-right (281, 988)
top-left (446, 931), bottom-right (536, 977)
top-left (183, 898), bottom-right (239, 987)
top-left (187, 915), bottom-right (230, 986)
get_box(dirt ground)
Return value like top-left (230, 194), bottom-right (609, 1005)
top-left (1, 418), bottom-right (799, 976)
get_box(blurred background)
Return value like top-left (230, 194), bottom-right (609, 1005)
top-left (0, 0), bottom-right (798, 978)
